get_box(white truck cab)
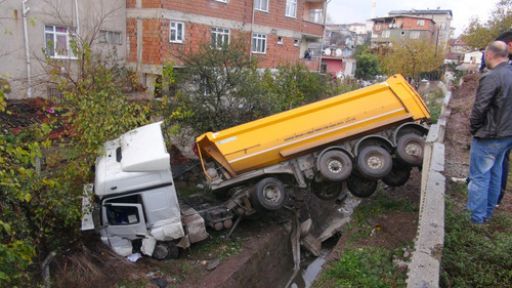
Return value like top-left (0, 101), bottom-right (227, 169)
top-left (83, 122), bottom-right (211, 259)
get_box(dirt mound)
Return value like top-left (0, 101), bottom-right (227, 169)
top-left (445, 74), bottom-right (480, 178)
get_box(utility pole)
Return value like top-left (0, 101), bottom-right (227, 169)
top-left (22, 0), bottom-right (32, 98)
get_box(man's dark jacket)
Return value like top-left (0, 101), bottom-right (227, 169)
top-left (470, 62), bottom-right (512, 138)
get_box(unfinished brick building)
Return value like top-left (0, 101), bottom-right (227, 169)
top-left (126, 0), bottom-right (326, 93)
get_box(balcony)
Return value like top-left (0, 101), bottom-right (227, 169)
top-left (303, 9), bottom-right (324, 24)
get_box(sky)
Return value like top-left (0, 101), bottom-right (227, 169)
top-left (327, 0), bottom-right (501, 36)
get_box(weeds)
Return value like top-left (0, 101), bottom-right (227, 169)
top-left (315, 247), bottom-right (406, 288)
top-left (193, 231), bottom-right (241, 260)
top-left (313, 188), bottom-right (417, 287)
top-left (441, 188), bottom-right (512, 287)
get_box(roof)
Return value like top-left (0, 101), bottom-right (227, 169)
top-left (371, 15), bottom-right (436, 24)
top-left (389, 9), bottom-right (453, 17)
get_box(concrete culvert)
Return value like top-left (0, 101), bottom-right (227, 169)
top-left (310, 181), bottom-right (343, 201)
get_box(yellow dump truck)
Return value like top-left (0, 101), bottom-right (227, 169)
top-left (197, 74), bottom-right (430, 210)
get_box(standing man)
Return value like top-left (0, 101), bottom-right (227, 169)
top-left (468, 41), bottom-right (512, 224)
top-left (495, 31), bottom-right (512, 206)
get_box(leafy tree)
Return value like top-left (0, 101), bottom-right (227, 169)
top-left (169, 40), bottom-right (263, 132)
top-left (380, 40), bottom-right (444, 81)
top-left (170, 41), bottom-right (344, 133)
top-left (355, 46), bottom-right (381, 80)
top-left (0, 81), bottom-right (46, 286)
top-left (1, 40), bottom-right (151, 286)
top-left (462, 0), bottom-right (512, 49)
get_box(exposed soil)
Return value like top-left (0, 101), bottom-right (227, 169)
top-left (444, 74), bottom-right (479, 179)
top-left (353, 211), bottom-right (418, 249)
top-left (445, 74), bottom-right (512, 216)
top-left (327, 170), bottom-right (421, 261)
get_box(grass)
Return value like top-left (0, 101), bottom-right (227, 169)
top-left (441, 182), bottom-right (512, 288)
top-left (313, 187), bottom-right (417, 288)
top-left (318, 247), bottom-right (406, 288)
top-left (192, 231), bottom-right (242, 260)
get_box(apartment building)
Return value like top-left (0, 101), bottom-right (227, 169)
top-left (0, 0), bottom-right (326, 99)
top-left (370, 15), bottom-right (436, 48)
top-left (389, 9), bottom-right (453, 49)
top-left (126, 0), bottom-right (327, 91)
top-left (0, 0), bottom-right (126, 100)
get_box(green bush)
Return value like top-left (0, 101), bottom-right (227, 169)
top-left (0, 42), bottom-right (152, 286)
top-left (169, 42), bottom-right (349, 133)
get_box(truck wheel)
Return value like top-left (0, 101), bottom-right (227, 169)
top-left (152, 242), bottom-right (180, 260)
top-left (251, 177), bottom-right (286, 210)
top-left (382, 167), bottom-right (411, 187)
top-left (357, 146), bottom-right (393, 179)
top-left (166, 242), bottom-right (180, 259)
top-left (396, 134), bottom-right (424, 166)
top-left (318, 150), bottom-right (353, 182)
top-left (311, 181), bottom-right (342, 201)
top-left (347, 175), bottom-right (378, 198)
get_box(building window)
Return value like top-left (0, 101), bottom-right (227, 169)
top-left (285, 0), bottom-right (297, 18)
top-left (215, 0), bottom-right (228, 3)
top-left (293, 39), bottom-right (300, 47)
top-left (99, 30), bottom-right (122, 45)
top-left (277, 36), bottom-right (284, 45)
top-left (382, 30), bottom-right (390, 38)
top-left (417, 19), bottom-right (425, 27)
top-left (254, 0), bottom-right (269, 12)
top-left (45, 25), bottom-right (76, 59)
top-left (410, 31), bottom-right (420, 39)
top-left (320, 61), bottom-right (327, 73)
top-left (170, 21), bottom-right (185, 43)
top-left (211, 27), bottom-right (230, 48)
top-left (252, 33), bottom-right (267, 54)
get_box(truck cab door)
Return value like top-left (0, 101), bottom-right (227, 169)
top-left (103, 203), bottom-right (147, 239)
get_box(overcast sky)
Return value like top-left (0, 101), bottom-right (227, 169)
top-left (327, 0), bottom-right (500, 36)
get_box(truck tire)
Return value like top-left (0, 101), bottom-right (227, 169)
top-left (251, 177), bottom-right (286, 211)
top-left (318, 150), bottom-right (353, 182)
top-left (347, 175), bottom-right (378, 198)
top-left (396, 134), bottom-right (424, 166)
top-left (357, 146), bottom-right (393, 179)
top-left (152, 242), bottom-right (180, 260)
top-left (311, 181), bottom-right (342, 201)
top-left (382, 167), bottom-right (411, 187)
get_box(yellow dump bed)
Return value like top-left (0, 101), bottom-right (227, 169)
top-left (196, 74), bottom-right (430, 176)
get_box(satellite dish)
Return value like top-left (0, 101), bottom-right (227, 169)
top-left (335, 49), bottom-right (342, 56)
top-left (324, 48), bottom-right (331, 55)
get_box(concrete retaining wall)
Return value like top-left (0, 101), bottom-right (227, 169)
top-left (407, 83), bottom-right (451, 288)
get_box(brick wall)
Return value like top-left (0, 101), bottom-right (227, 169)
top-left (400, 18), bottom-right (435, 32)
top-left (127, 18), bottom-right (305, 68)
top-left (127, 18), bottom-right (137, 62)
top-left (142, 18), bottom-right (162, 64)
top-left (127, 0), bottom-right (136, 8)
top-left (146, 0), bottom-right (322, 37)
top-left (127, 0), bottom-right (325, 71)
